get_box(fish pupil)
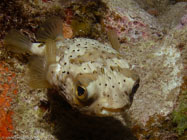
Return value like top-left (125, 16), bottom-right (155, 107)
top-left (77, 86), bottom-right (85, 96)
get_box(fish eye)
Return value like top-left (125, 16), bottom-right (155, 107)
top-left (76, 86), bottom-right (87, 100)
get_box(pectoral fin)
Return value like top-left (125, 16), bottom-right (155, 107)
top-left (4, 30), bottom-right (32, 53)
top-left (36, 17), bottom-right (64, 42)
top-left (45, 39), bottom-right (57, 65)
top-left (27, 56), bottom-right (51, 88)
top-left (27, 39), bottom-right (57, 89)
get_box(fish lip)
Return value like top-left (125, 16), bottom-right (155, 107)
top-left (99, 104), bottom-right (130, 116)
top-left (101, 107), bottom-right (125, 112)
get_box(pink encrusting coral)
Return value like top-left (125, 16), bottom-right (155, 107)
top-left (103, 11), bottom-right (150, 43)
top-left (176, 14), bottom-right (187, 29)
top-left (102, 0), bottom-right (163, 44)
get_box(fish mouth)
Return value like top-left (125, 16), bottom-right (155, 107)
top-left (78, 104), bottom-right (130, 117)
top-left (99, 105), bottom-right (130, 116)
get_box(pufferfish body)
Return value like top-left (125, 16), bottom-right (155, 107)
top-left (4, 18), bottom-right (140, 116)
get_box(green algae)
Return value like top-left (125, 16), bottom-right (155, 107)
top-left (172, 90), bottom-right (187, 135)
top-left (69, 1), bottom-right (107, 39)
top-left (71, 19), bottom-right (91, 36)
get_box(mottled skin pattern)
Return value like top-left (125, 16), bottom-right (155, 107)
top-left (44, 38), bottom-right (140, 116)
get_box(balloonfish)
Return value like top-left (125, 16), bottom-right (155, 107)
top-left (4, 17), bottom-right (140, 116)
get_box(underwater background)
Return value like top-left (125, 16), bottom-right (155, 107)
top-left (0, 0), bottom-right (186, 140)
